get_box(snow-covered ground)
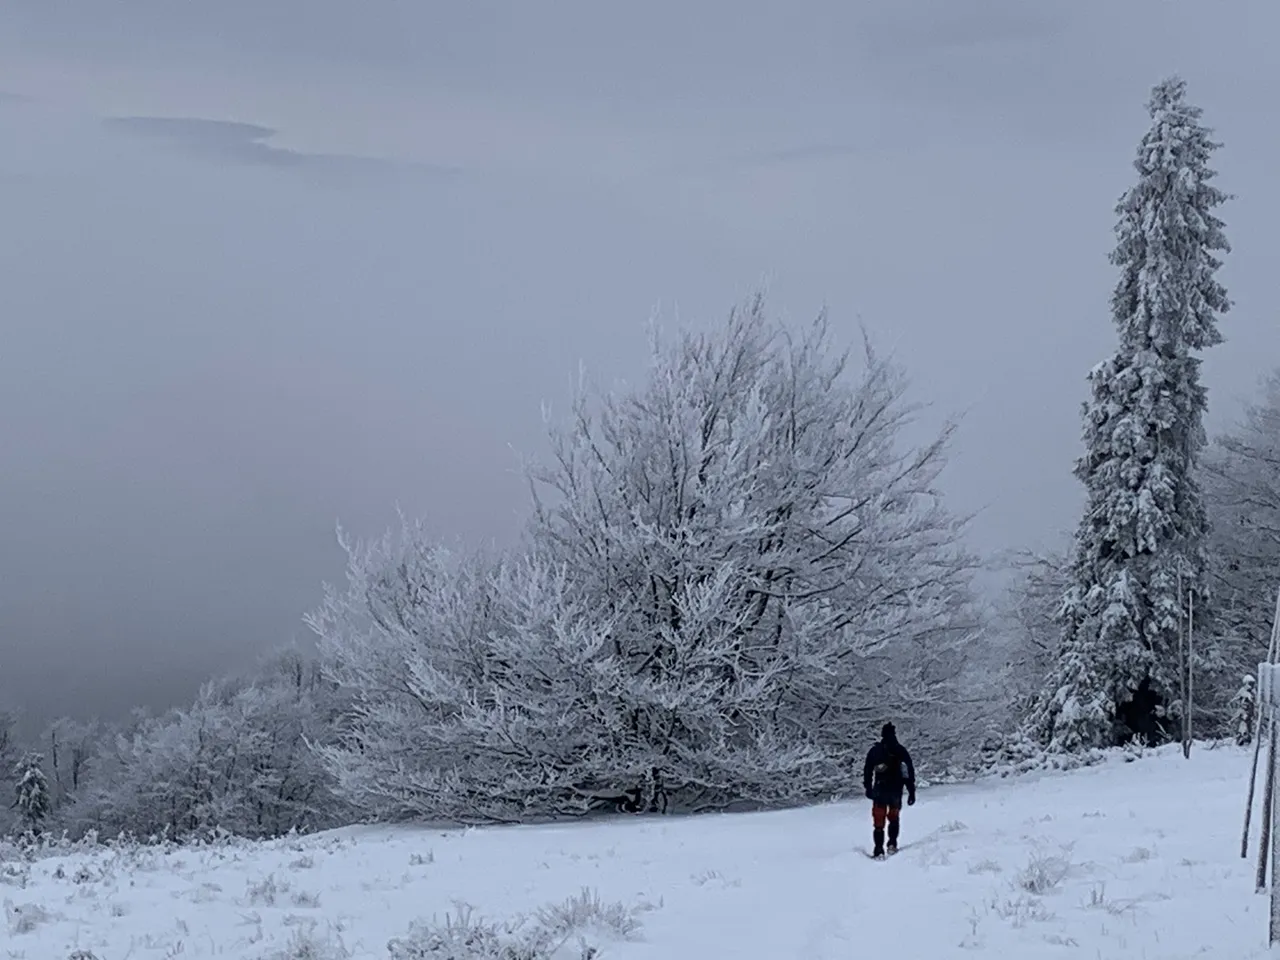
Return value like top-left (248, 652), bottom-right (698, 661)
top-left (2, 743), bottom-right (1271, 958)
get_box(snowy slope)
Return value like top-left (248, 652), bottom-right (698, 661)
top-left (2, 743), bottom-right (1270, 959)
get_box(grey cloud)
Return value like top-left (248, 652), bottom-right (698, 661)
top-left (658, 142), bottom-right (868, 180)
top-left (855, 4), bottom-right (1067, 55)
top-left (658, 135), bottom-right (975, 182)
top-left (103, 116), bottom-right (461, 180)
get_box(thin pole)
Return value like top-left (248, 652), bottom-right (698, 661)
top-left (1178, 571), bottom-right (1188, 755)
top-left (1186, 583), bottom-right (1194, 759)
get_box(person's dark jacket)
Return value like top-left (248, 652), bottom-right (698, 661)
top-left (863, 734), bottom-right (916, 808)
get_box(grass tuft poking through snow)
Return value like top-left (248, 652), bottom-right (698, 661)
top-left (1015, 847), bottom-right (1073, 895)
top-left (5, 896), bottom-right (51, 934)
top-left (989, 893), bottom-right (1054, 927)
top-left (261, 924), bottom-right (352, 960)
top-left (1122, 845), bottom-right (1155, 863)
top-left (386, 891), bottom-right (642, 960)
top-left (245, 873), bottom-right (288, 906)
top-left (536, 887), bottom-right (643, 941)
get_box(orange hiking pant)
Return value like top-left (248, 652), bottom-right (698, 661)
top-left (872, 803), bottom-right (901, 829)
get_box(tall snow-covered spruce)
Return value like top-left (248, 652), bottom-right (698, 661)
top-left (1027, 77), bottom-right (1231, 751)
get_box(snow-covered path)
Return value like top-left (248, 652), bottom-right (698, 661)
top-left (3, 743), bottom-right (1270, 958)
top-left (607, 743), bottom-right (1258, 958)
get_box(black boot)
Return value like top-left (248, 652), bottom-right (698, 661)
top-left (887, 820), bottom-right (899, 854)
top-left (872, 828), bottom-right (885, 858)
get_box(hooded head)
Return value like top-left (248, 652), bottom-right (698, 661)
top-left (881, 722), bottom-right (897, 743)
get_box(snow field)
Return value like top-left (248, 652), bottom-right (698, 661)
top-left (1, 743), bottom-right (1269, 959)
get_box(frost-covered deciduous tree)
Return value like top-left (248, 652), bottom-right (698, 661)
top-left (315, 298), bottom-right (977, 822)
top-left (1191, 373), bottom-right (1280, 733)
top-left (1026, 77), bottom-right (1231, 751)
top-left (967, 547), bottom-right (1073, 759)
top-left (0, 707), bottom-right (17, 784)
top-left (1204, 372), bottom-right (1280, 658)
top-left (526, 298), bottom-right (977, 804)
top-left (315, 540), bottom-right (647, 823)
top-left (996, 548), bottom-right (1071, 713)
top-left (13, 752), bottom-right (51, 832)
top-left (0, 708), bottom-right (21, 836)
top-left (70, 649), bottom-right (346, 839)
top-left (41, 717), bottom-right (98, 812)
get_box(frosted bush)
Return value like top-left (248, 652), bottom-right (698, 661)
top-left (262, 925), bottom-right (351, 960)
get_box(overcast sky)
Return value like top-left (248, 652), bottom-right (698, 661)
top-left (1, 1), bottom-right (1277, 733)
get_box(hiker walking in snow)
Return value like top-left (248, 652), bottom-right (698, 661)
top-left (863, 722), bottom-right (916, 859)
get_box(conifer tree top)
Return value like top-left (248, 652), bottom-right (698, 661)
top-left (1111, 75), bottom-right (1230, 355)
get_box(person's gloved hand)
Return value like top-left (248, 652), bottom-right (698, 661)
top-left (907, 792), bottom-right (916, 806)
top-left (865, 788), bottom-right (874, 800)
